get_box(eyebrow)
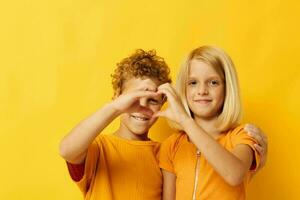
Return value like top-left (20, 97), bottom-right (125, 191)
top-left (188, 76), bottom-right (221, 80)
top-left (133, 83), bottom-right (156, 91)
top-left (138, 87), bottom-right (156, 92)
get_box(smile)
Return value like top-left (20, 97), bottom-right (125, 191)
top-left (194, 99), bottom-right (212, 104)
top-left (131, 115), bottom-right (150, 121)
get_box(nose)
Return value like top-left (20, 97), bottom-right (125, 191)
top-left (198, 84), bottom-right (208, 95)
top-left (139, 97), bottom-right (148, 107)
top-left (138, 98), bottom-right (154, 116)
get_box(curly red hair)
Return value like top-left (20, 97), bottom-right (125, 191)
top-left (111, 49), bottom-right (171, 97)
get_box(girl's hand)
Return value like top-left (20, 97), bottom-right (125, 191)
top-left (154, 83), bottom-right (190, 126)
top-left (244, 124), bottom-right (268, 172)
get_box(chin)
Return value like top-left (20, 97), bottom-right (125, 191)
top-left (193, 110), bottom-right (217, 119)
top-left (121, 114), bottom-right (156, 136)
top-left (128, 126), bottom-right (150, 135)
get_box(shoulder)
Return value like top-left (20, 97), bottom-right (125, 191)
top-left (160, 131), bottom-right (187, 154)
top-left (226, 124), bottom-right (247, 137)
top-left (162, 132), bottom-right (186, 146)
top-left (96, 134), bottom-right (115, 143)
top-left (230, 124), bottom-right (245, 132)
top-left (90, 134), bottom-right (111, 149)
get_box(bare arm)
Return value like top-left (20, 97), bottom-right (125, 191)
top-left (59, 90), bottom-right (159, 164)
top-left (59, 103), bottom-right (120, 164)
top-left (182, 119), bottom-right (253, 186)
top-left (162, 169), bottom-right (176, 200)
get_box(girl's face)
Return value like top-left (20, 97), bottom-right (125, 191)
top-left (186, 59), bottom-right (225, 120)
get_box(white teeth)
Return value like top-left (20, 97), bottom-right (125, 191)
top-left (132, 116), bottom-right (149, 121)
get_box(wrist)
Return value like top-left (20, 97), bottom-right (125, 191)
top-left (180, 116), bottom-right (195, 130)
top-left (105, 101), bottom-right (122, 116)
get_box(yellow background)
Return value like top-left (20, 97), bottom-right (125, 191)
top-left (1, 0), bottom-right (299, 199)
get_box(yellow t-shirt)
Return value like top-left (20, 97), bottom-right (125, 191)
top-left (158, 124), bottom-right (260, 200)
top-left (69, 134), bottom-right (162, 200)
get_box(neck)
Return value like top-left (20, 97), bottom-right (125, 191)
top-left (114, 123), bottom-right (150, 141)
top-left (194, 116), bottom-right (221, 139)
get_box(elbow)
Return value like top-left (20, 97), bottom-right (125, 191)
top-left (225, 174), bottom-right (244, 186)
top-left (59, 140), bottom-right (70, 160)
top-left (59, 140), bottom-right (86, 164)
top-left (59, 142), bottom-right (67, 159)
top-left (224, 168), bottom-right (247, 186)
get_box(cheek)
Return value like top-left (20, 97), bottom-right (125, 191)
top-left (149, 105), bottom-right (162, 112)
top-left (186, 88), bottom-right (194, 103)
top-left (214, 88), bottom-right (225, 105)
top-left (120, 113), bottom-right (130, 123)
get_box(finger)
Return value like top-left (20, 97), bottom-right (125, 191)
top-left (245, 123), bottom-right (261, 134)
top-left (158, 83), bottom-right (173, 90)
top-left (157, 88), bottom-right (176, 102)
top-left (158, 87), bottom-right (175, 98)
top-left (246, 125), bottom-right (268, 145)
top-left (244, 125), bottom-right (264, 143)
top-left (158, 83), bottom-right (177, 97)
top-left (254, 144), bottom-right (264, 155)
top-left (249, 132), bottom-right (265, 147)
top-left (132, 90), bottom-right (161, 99)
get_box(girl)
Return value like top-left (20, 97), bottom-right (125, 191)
top-left (156, 46), bottom-right (264, 200)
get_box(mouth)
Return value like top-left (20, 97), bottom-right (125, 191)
top-left (194, 99), bottom-right (212, 104)
top-left (131, 114), bottom-right (151, 122)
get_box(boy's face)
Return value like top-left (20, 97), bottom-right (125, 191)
top-left (119, 77), bottom-right (164, 137)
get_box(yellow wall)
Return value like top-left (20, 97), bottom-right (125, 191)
top-left (1, 0), bottom-right (299, 199)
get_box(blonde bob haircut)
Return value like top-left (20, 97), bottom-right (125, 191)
top-left (173, 46), bottom-right (242, 132)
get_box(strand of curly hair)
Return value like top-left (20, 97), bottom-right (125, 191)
top-left (111, 49), bottom-right (171, 97)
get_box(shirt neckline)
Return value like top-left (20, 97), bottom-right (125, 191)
top-left (107, 134), bottom-right (159, 146)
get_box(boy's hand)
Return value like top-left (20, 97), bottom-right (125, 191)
top-left (244, 124), bottom-right (268, 173)
top-left (110, 90), bottom-right (161, 115)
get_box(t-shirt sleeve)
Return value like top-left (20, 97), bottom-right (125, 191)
top-left (66, 139), bottom-right (100, 195)
top-left (158, 134), bottom-right (178, 173)
top-left (231, 125), bottom-right (261, 172)
top-left (67, 162), bottom-right (85, 182)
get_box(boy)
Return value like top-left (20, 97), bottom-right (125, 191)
top-left (59, 49), bottom-right (171, 200)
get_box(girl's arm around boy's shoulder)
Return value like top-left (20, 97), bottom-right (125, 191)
top-left (229, 124), bottom-right (261, 172)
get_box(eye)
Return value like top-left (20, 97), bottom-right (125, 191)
top-left (208, 80), bottom-right (220, 87)
top-left (148, 98), bottom-right (160, 105)
top-left (188, 80), bottom-right (197, 86)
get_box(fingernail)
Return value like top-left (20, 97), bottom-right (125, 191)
top-left (248, 131), bottom-right (253, 136)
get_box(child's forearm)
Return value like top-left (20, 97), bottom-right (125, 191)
top-left (162, 170), bottom-right (176, 200)
top-left (59, 102), bottom-right (120, 164)
top-left (181, 118), bottom-right (253, 186)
